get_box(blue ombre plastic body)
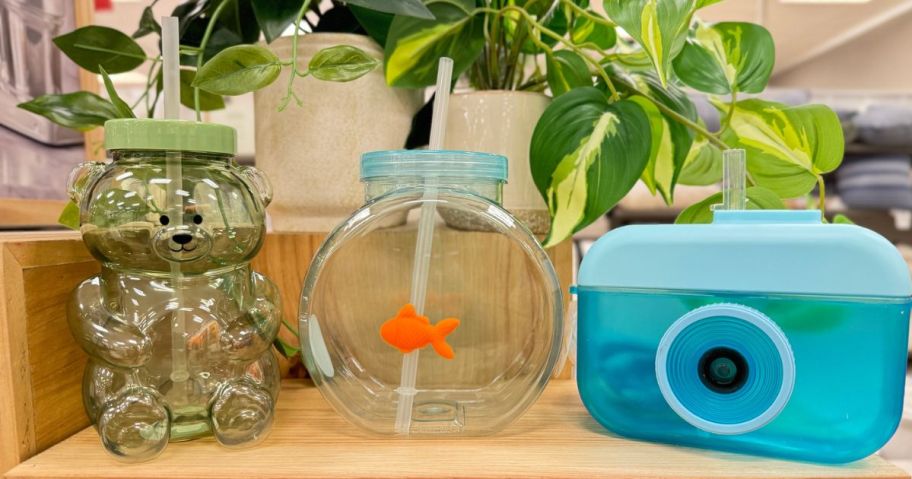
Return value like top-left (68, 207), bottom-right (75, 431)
top-left (576, 209), bottom-right (911, 463)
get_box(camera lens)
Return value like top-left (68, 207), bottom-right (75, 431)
top-left (698, 347), bottom-right (748, 394)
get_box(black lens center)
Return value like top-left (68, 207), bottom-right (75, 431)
top-left (698, 347), bottom-right (748, 394)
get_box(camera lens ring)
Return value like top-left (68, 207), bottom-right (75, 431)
top-left (655, 303), bottom-right (795, 435)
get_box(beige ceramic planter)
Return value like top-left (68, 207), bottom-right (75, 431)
top-left (254, 33), bottom-right (423, 232)
top-left (444, 91), bottom-right (551, 234)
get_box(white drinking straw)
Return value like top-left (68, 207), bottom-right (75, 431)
top-left (162, 16), bottom-right (190, 385)
top-left (394, 57), bottom-right (454, 435)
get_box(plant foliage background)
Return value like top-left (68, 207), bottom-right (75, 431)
top-left (20, 0), bottom-right (845, 248)
top-left (382, 0), bottom-right (845, 246)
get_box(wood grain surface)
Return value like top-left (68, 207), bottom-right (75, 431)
top-left (0, 199), bottom-right (69, 228)
top-left (5, 380), bottom-right (907, 479)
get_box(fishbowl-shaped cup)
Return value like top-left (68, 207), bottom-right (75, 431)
top-left (66, 119), bottom-right (281, 461)
top-left (576, 209), bottom-right (911, 463)
top-left (299, 150), bottom-right (563, 436)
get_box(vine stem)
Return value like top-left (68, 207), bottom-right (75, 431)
top-left (194, 0), bottom-right (231, 121)
top-left (715, 90), bottom-right (737, 136)
top-left (477, 6), bottom-right (620, 101)
top-left (611, 76), bottom-right (730, 150)
top-left (561, 0), bottom-right (615, 28)
top-left (816, 174), bottom-right (827, 216)
top-left (278, 0), bottom-right (314, 111)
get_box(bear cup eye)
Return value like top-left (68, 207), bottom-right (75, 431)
top-left (193, 214), bottom-right (203, 225)
top-left (159, 215), bottom-right (170, 226)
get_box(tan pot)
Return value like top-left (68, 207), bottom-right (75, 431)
top-left (444, 91), bottom-right (551, 234)
top-left (254, 33), bottom-right (423, 232)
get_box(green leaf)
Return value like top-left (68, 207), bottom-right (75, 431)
top-left (504, 0), bottom-right (574, 55)
top-left (179, 70), bottom-right (226, 111)
top-left (345, 0), bottom-right (435, 19)
top-left (718, 99), bottom-right (845, 198)
top-left (545, 50), bottom-right (591, 97)
top-left (608, 50), bottom-right (654, 72)
top-left (832, 213), bottom-right (854, 224)
top-left (571, 15), bottom-right (616, 49)
top-left (696, 0), bottom-right (724, 8)
top-left (531, 88), bottom-right (652, 247)
top-left (604, 0), bottom-right (695, 86)
top-left (58, 201), bottom-right (81, 231)
top-left (212, 0), bottom-right (262, 45)
top-left (17, 92), bottom-right (119, 131)
top-left (309, 45), bottom-right (380, 82)
top-left (384, 0), bottom-right (484, 88)
top-left (99, 67), bottom-right (135, 119)
top-left (673, 22), bottom-right (774, 95)
top-left (192, 45), bottom-right (282, 95)
top-left (675, 186), bottom-right (785, 224)
top-left (54, 26), bottom-right (146, 74)
top-left (678, 135), bottom-right (723, 185)
top-left (350, 5), bottom-right (395, 45)
top-left (133, 5), bottom-right (162, 39)
top-left (629, 95), bottom-right (692, 204)
top-left (273, 337), bottom-right (300, 358)
top-left (251, 0), bottom-right (302, 44)
top-left (176, 0), bottom-right (260, 64)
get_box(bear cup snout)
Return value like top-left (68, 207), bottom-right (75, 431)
top-left (153, 225), bottom-right (211, 262)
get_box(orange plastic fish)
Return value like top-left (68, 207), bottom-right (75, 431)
top-left (380, 304), bottom-right (460, 359)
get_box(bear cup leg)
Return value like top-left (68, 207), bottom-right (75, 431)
top-left (210, 379), bottom-right (275, 447)
top-left (98, 388), bottom-right (170, 461)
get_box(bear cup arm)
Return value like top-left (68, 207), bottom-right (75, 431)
top-left (68, 276), bottom-right (153, 368)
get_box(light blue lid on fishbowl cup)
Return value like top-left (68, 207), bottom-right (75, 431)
top-left (575, 150), bottom-right (912, 463)
top-left (360, 150), bottom-right (508, 181)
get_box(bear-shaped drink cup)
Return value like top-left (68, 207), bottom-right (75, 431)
top-left (66, 119), bottom-right (281, 461)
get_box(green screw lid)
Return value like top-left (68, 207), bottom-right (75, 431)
top-left (104, 119), bottom-right (236, 155)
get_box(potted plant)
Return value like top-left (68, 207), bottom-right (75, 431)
top-left (16, 0), bottom-right (433, 368)
top-left (252, 2), bottom-right (425, 232)
top-left (18, 0), bottom-right (433, 233)
top-left (382, 0), bottom-right (847, 245)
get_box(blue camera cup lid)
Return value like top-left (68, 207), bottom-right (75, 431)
top-left (360, 150), bottom-right (508, 182)
top-left (579, 210), bottom-right (912, 298)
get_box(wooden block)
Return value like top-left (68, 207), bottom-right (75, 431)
top-left (252, 233), bottom-right (327, 378)
top-left (0, 199), bottom-right (69, 228)
top-left (5, 380), bottom-right (907, 479)
top-left (0, 231), bottom-right (573, 473)
top-left (0, 232), bottom-right (95, 475)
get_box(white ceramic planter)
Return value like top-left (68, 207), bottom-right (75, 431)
top-left (254, 33), bottom-right (423, 232)
top-left (444, 91), bottom-right (551, 234)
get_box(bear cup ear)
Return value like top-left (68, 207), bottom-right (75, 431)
top-left (238, 166), bottom-right (273, 207)
top-left (66, 162), bottom-right (107, 204)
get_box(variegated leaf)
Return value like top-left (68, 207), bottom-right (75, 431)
top-left (675, 186), bottom-right (785, 224)
top-left (384, 0), bottom-right (484, 88)
top-left (546, 50), bottom-right (592, 97)
top-left (531, 88), bottom-right (651, 247)
top-left (571, 15), bottom-right (617, 49)
top-left (673, 22), bottom-right (774, 95)
top-left (629, 95), bottom-right (691, 204)
top-left (718, 99), bottom-right (844, 198)
top-left (604, 0), bottom-right (695, 86)
top-left (678, 135), bottom-right (723, 185)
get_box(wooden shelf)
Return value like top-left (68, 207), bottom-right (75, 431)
top-left (5, 381), bottom-right (907, 479)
